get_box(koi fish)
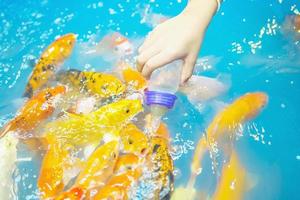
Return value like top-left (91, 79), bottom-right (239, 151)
top-left (147, 123), bottom-right (174, 199)
top-left (122, 66), bottom-right (147, 90)
top-left (94, 169), bottom-right (141, 200)
top-left (0, 134), bottom-right (18, 200)
top-left (179, 75), bottom-right (228, 106)
top-left (38, 141), bottom-right (71, 199)
top-left (24, 33), bottom-right (76, 97)
top-left (54, 141), bottom-right (119, 200)
top-left (96, 32), bottom-right (134, 59)
top-left (212, 151), bottom-right (255, 200)
top-left (94, 154), bottom-right (143, 200)
top-left (76, 141), bottom-right (119, 190)
top-left (189, 92), bottom-right (268, 187)
top-left (0, 85), bottom-right (66, 139)
top-left (56, 69), bottom-right (125, 98)
top-left (120, 123), bottom-right (148, 155)
top-left (114, 154), bottom-right (142, 174)
top-left (45, 99), bottom-right (143, 147)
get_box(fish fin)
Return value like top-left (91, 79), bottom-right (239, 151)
top-left (245, 172), bottom-right (259, 191)
top-left (23, 87), bottom-right (33, 98)
top-left (188, 135), bottom-right (209, 187)
top-left (197, 190), bottom-right (211, 200)
top-left (21, 137), bottom-right (49, 152)
top-left (83, 144), bottom-right (98, 159)
top-left (65, 111), bottom-right (83, 119)
top-left (0, 123), bottom-right (13, 139)
top-left (171, 187), bottom-right (196, 200)
top-left (210, 100), bottom-right (228, 113)
top-left (0, 98), bottom-right (27, 113)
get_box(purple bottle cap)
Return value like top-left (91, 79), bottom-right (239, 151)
top-left (144, 90), bottom-right (177, 109)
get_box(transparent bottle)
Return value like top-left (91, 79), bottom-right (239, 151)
top-left (144, 60), bottom-right (182, 133)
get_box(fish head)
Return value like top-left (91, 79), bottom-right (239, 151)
top-left (294, 15), bottom-right (300, 31)
top-left (114, 154), bottom-right (140, 173)
top-left (96, 74), bottom-right (126, 97)
top-left (44, 85), bottom-right (66, 100)
top-left (54, 187), bottom-right (85, 200)
top-left (120, 123), bottom-right (148, 155)
top-left (34, 85), bottom-right (66, 103)
top-left (54, 33), bottom-right (77, 58)
top-left (122, 67), bottom-right (147, 90)
top-left (244, 92), bottom-right (268, 118)
top-left (103, 99), bottom-right (143, 125)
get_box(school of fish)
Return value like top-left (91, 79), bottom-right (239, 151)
top-left (0, 32), bottom-right (269, 200)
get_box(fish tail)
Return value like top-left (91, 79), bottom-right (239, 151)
top-left (189, 134), bottom-right (209, 187)
top-left (23, 84), bottom-right (33, 98)
top-left (22, 137), bottom-right (49, 152)
top-left (0, 122), bottom-right (12, 139)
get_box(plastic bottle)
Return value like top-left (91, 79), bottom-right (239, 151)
top-left (144, 60), bottom-right (181, 133)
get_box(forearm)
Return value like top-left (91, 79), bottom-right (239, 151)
top-left (182, 0), bottom-right (218, 28)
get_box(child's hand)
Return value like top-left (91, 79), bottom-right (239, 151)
top-left (137, 0), bottom-right (218, 83)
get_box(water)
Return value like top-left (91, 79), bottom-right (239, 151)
top-left (0, 0), bottom-right (300, 199)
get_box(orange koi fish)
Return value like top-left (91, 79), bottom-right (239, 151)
top-left (38, 141), bottom-right (71, 199)
top-left (189, 92), bottom-right (268, 187)
top-left (120, 123), bottom-right (148, 155)
top-left (94, 169), bottom-right (141, 200)
top-left (212, 151), bottom-right (255, 200)
top-left (94, 154), bottom-right (143, 200)
top-left (114, 154), bottom-right (140, 172)
top-left (24, 33), bottom-right (76, 97)
top-left (119, 62), bottom-right (147, 90)
top-left (0, 85), bottom-right (66, 139)
top-left (54, 141), bottom-right (119, 200)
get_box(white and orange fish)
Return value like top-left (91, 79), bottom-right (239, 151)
top-left (179, 75), bottom-right (229, 107)
top-left (96, 32), bottom-right (134, 60)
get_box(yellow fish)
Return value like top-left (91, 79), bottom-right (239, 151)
top-left (119, 62), bottom-right (147, 90)
top-left (94, 169), bottom-right (141, 200)
top-left (56, 69), bottom-right (125, 98)
top-left (114, 154), bottom-right (141, 173)
top-left (54, 141), bottom-right (119, 200)
top-left (45, 99), bottom-right (143, 147)
top-left (54, 187), bottom-right (84, 200)
top-left (189, 92), bottom-right (268, 186)
top-left (94, 154), bottom-right (142, 200)
top-left (24, 33), bottom-right (76, 97)
top-left (120, 123), bottom-right (148, 155)
top-left (147, 123), bottom-right (174, 199)
top-left (38, 141), bottom-right (71, 199)
top-left (212, 151), bottom-right (254, 200)
top-left (0, 85), bottom-right (66, 139)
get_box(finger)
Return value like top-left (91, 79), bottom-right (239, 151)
top-left (137, 44), bottom-right (161, 72)
top-left (142, 50), bottom-right (177, 79)
top-left (138, 31), bottom-right (159, 53)
top-left (181, 54), bottom-right (197, 84)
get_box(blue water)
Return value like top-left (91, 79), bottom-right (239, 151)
top-left (0, 0), bottom-right (300, 199)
